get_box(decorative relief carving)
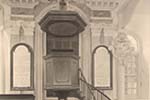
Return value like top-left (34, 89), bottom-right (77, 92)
top-left (8, 0), bottom-right (38, 21)
top-left (59, 0), bottom-right (67, 10)
top-left (8, 0), bottom-right (38, 8)
top-left (19, 24), bottom-right (25, 41)
top-left (10, 20), bottom-right (35, 34)
top-left (40, 0), bottom-right (57, 3)
top-left (113, 32), bottom-right (138, 95)
top-left (10, 0), bottom-right (36, 3)
top-left (10, 20), bottom-right (35, 48)
top-left (85, 0), bottom-right (120, 10)
top-left (92, 10), bottom-right (111, 17)
top-left (68, 0), bottom-right (91, 17)
top-left (11, 7), bottom-right (34, 15)
top-left (113, 32), bottom-right (132, 59)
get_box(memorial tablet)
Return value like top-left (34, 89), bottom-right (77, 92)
top-left (11, 43), bottom-right (34, 90)
top-left (92, 45), bottom-right (112, 90)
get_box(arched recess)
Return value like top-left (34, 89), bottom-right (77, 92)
top-left (10, 43), bottom-right (34, 91)
top-left (126, 32), bottom-right (149, 98)
top-left (92, 45), bottom-right (113, 90)
top-left (113, 31), bottom-right (148, 98)
top-left (34, 2), bottom-right (90, 100)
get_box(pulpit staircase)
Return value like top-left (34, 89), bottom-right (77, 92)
top-left (79, 68), bottom-right (111, 100)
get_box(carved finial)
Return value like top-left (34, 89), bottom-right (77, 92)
top-left (59, 0), bottom-right (67, 10)
top-left (99, 28), bottom-right (105, 44)
top-left (19, 24), bottom-right (25, 41)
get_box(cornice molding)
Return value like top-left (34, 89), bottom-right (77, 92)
top-left (6, 0), bottom-right (39, 9)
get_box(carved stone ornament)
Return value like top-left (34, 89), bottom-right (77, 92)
top-left (113, 32), bottom-right (137, 66)
top-left (114, 32), bottom-right (130, 57)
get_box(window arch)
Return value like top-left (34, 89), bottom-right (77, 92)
top-left (124, 35), bottom-right (138, 96)
top-left (92, 45), bottom-right (113, 90)
top-left (113, 32), bottom-right (139, 97)
top-left (10, 43), bottom-right (34, 90)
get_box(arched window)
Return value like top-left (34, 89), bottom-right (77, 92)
top-left (124, 35), bottom-right (138, 96)
top-left (10, 43), bottom-right (34, 90)
top-left (113, 32), bottom-right (138, 97)
top-left (92, 45), bottom-right (113, 90)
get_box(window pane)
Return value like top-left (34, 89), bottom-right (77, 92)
top-left (127, 89), bottom-right (137, 95)
top-left (126, 77), bottom-right (137, 82)
top-left (126, 82), bottom-right (137, 88)
top-left (132, 89), bottom-right (137, 95)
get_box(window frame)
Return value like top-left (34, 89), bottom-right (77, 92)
top-left (10, 43), bottom-right (34, 91)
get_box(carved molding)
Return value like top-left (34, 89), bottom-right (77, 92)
top-left (7, 0), bottom-right (39, 8)
top-left (85, 0), bottom-right (120, 10)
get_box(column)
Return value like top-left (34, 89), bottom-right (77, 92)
top-left (34, 23), bottom-right (43, 100)
top-left (0, 28), bottom-right (3, 94)
top-left (0, 7), bottom-right (4, 94)
top-left (117, 62), bottom-right (125, 100)
top-left (81, 25), bottom-right (92, 100)
top-left (113, 32), bottom-right (128, 100)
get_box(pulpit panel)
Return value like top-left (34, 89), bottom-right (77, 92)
top-left (45, 56), bottom-right (79, 89)
top-left (53, 58), bottom-right (71, 85)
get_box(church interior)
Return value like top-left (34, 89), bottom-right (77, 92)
top-left (0, 0), bottom-right (149, 100)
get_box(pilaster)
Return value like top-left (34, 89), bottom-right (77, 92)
top-left (34, 23), bottom-right (44, 100)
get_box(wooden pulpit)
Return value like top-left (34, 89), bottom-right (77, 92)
top-left (39, 10), bottom-right (86, 99)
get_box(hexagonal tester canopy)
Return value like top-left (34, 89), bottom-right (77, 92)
top-left (39, 10), bottom-right (87, 36)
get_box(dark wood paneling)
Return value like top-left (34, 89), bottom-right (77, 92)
top-left (54, 59), bottom-right (71, 85)
top-left (45, 56), bottom-right (79, 89)
top-left (46, 61), bottom-right (53, 87)
top-left (46, 34), bottom-right (79, 55)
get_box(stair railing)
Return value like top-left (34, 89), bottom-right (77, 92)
top-left (78, 68), bottom-right (111, 100)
